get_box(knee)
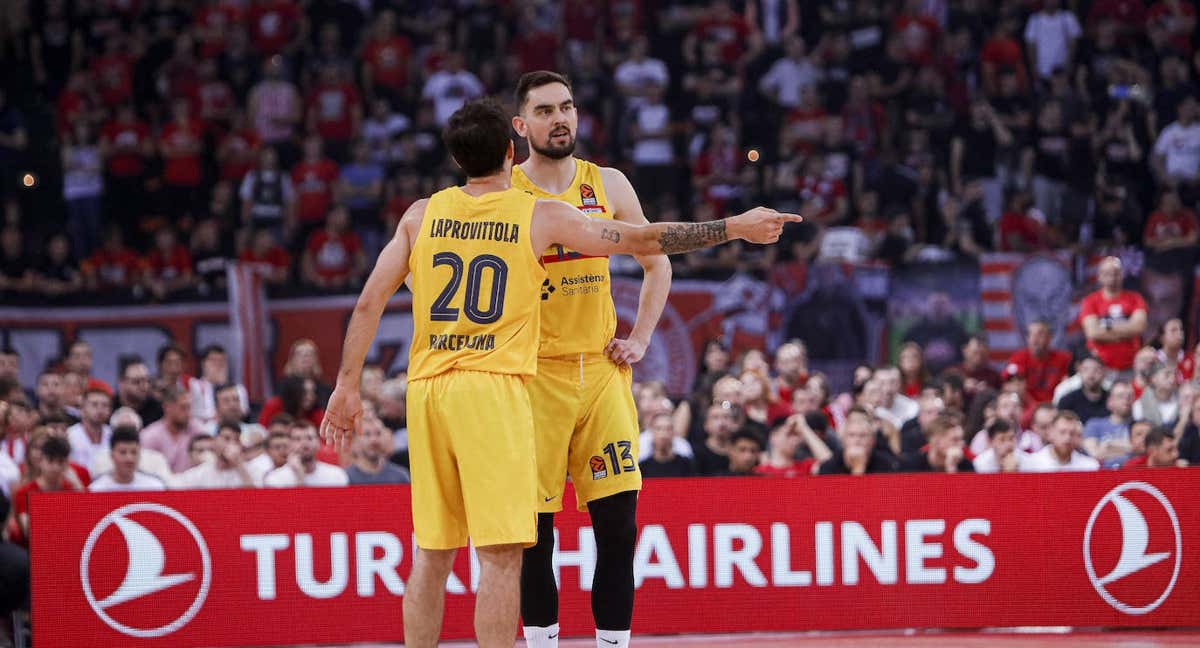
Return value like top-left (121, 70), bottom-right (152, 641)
top-left (476, 543), bottom-right (525, 570)
top-left (414, 547), bottom-right (457, 576)
top-left (589, 492), bottom-right (638, 552)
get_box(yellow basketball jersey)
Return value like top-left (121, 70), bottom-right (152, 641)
top-left (407, 186), bottom-right (546, 381)
top-left (511, 159), bottom-right (616, 357)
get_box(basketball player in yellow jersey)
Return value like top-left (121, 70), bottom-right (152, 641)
top-left (510, 71), bottom-right (665, 648)
top-left (321, 98), bottom-right (800, 648)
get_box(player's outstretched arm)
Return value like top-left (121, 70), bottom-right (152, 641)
top-left (531, 200), bottom-right (802, 258)
top-left (322, 199), bottom-right (425, 448)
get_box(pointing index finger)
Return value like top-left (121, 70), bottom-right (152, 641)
top-left (775, 213), bottom-right (804, 223)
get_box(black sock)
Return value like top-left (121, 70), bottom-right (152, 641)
top-left (520, 512), bottom-right (559, 627)
top-left (588, 491), bottom-right (637, 631)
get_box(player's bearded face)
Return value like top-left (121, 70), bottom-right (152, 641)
top-left (532, 123), bottom-right (576, 160)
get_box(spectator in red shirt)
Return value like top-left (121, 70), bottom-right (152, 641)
top-left (159, 98), bottom-right (205, 219)
top-left (781, 85), bottom-right (827, 155)
top-left (796, 155), bottom-right (847, 225)
top-left (997, 192), bottom-right (1053, 251)
top-left (362, 10), bottom-right (413, 107)
top-left (307, 64), bottom-right (363, 163)
top-left (5, 435), bottom-right (80, 548)
top-left (1088, 0), bottom-right (1147, 43)
top-left (771, 341), bottom-right (808, 404)
top-left (891, 0), bottom-right (941, 65)
top-left (142, 228), bottom-right (195, 300)
top-left (239, 229), bottom-right (291, 286)
top-left (195, 0), bottom-right (244, 59)
top-left (217, 110), bottom-right (260, 182)
top-left (684, 0), bottom-right (755, 68)
top-left (1157, 318), bottom-right (1195, 382)
top-left (197, 59), bottom-right (236, 131)
top-left (55, 72), bottom-right (100, 137)
top-left (1006, 320), bottom-right (1073, 405)
top-left (383, 171), bottom-right (423, 236)
top-left (64, 340), bottom-right (113, 397)
top-left (292, 134), bottom-right (340, 228)
top-left (82, 226), bottom-right (142, 294)
top-left (1080, 256), bottom-right (1148, 372)
top-left (246, 0), bottom-right (304, 57)
top-left (258, 375), bottom-right (325, 429)
top-left (100, 103), bottom-right (152, 226)
top-left (1143, 188), bottom-right (1199, 253)
top-left (898, 342), bottom-right (930, 398)
top-left (1146, 1), bottom-right (1197, 55)
top-left (980, 15), bottom-right (1028, 95)
top-left (513, 4), bottom-right (562, 73)
top-left (301, 206), bottom-right (365, 290)
top-left (754, 414), bottom-right (830, 477)
top-left (1143, 426), bottom-right (1181, 467)
top-left (91, 36), bottom-right (134, 106)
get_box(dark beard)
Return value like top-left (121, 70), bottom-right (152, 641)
top-left (530, 134), bottom-right (576, 160)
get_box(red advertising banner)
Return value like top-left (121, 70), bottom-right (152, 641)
top-left (30, 471), bottom-right (1200, 647)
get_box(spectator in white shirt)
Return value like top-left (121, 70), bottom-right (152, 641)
top-left (875, 367), bottom-right (919, 425)
top-left (1153, 96), bottom-right (1200, 186)
top-left (89, 426), bottom-right (167, 492)
top-left (614, 37), bottom-right (670, 110)
top-left (759, 36), bottom-right (820, 109)
top-left (247, 417), bottom-right (292, 485)
top-left (91, 407), bottom-right (173, 483)
top-left (66, 388), bottom-right (113, 471)
top-left (173, 422), bottom-right (258, 489)
top-left (0, 443), bottom-right (17, 500)
top-left (189, 346), bottom-right (249, 429)
top-left (265, 421), bottom-right (348, 487)
top-left (1023, 0), bottom-right (1081, 79)
top-left (1025, 410), bottom-right (1100, 472)
top-left (972, 420), bottom-right (1031, 473)
top-left (421, 53), bottom-right (484, 127)
top-left (203, 383), bottom-right (252, 436)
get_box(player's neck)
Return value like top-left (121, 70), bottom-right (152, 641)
top-left (1102, 286), bottom-right (1121, 298)
top-left (520, 153), bottom-right (577, 195)
top-left (461, 170), bottom-right (511, 197)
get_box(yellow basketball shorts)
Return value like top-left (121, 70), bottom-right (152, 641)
top-left (529, 353), bottom-right (642, 513)
top-left (407, 370), bottom-right (537, 550)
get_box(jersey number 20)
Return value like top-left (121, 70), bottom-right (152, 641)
top-left (430, 252), bottom-right (508, 324)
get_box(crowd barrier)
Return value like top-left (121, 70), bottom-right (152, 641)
top-left (30, 471), bottom-right (1200, 647)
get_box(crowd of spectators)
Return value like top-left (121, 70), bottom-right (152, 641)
top-left (1, 0), bottom-right (1199, 304)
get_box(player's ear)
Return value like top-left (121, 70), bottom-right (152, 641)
top-left (512, 113), bottom-right (526, 137)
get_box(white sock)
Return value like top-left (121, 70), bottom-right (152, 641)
top-left (523, 623), bottom-right (560, 648)
top-left (596, 629), bottom-right (631, 648)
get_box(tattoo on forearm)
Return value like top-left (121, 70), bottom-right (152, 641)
top-left (601, 228), bottom-right (621, 243)
top-left (658, 221), bottom-right (728, 254)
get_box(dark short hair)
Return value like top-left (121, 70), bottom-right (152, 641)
top-left (1145, 426), bottom-right (1175, 449)
top-left (158, 343), bottom-right (185, 366)
top-left (268, 413), bottom-right (296, 428)
top-left (200, 345), bottom-right (226, 362)
top-left (0, 347), bottom-right (18, 357)
top-left (41, 435), bottom-right (71, 460)
top-left (986, 419), bottom-right (1013, 439)
top-left (926, 411), bottom-right (964, 439)
top-left (215, 383), bottom-right (240, 399)
top-left (188, 435), bottom-right (211, 452)
top-left (443, 98), bottom-right (511, 178)
top-left (515, 70), bottom-right (572, 112)
top-left (217, 422), bottom-right (241, 438)
top-left (111, 425), bottom-right (140, 448)
top-left (119, 354), bottom-right (146, 378)
top-left (731, 427), bottom-right (764, 450)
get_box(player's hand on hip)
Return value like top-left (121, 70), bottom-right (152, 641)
top-left (605, 337), bottom-right (647, 366)
top-left (730, 207), bottom-right (803, 244)
top-left (321, 385), bottom-right (363, 450)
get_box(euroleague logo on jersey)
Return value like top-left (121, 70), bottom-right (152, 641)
top-left (80, 503), bottom-right (213, 638)
top-left (579, 183), bottom-right (597, 206)
top-left (1083, 482), bottom-right (1181, 615)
